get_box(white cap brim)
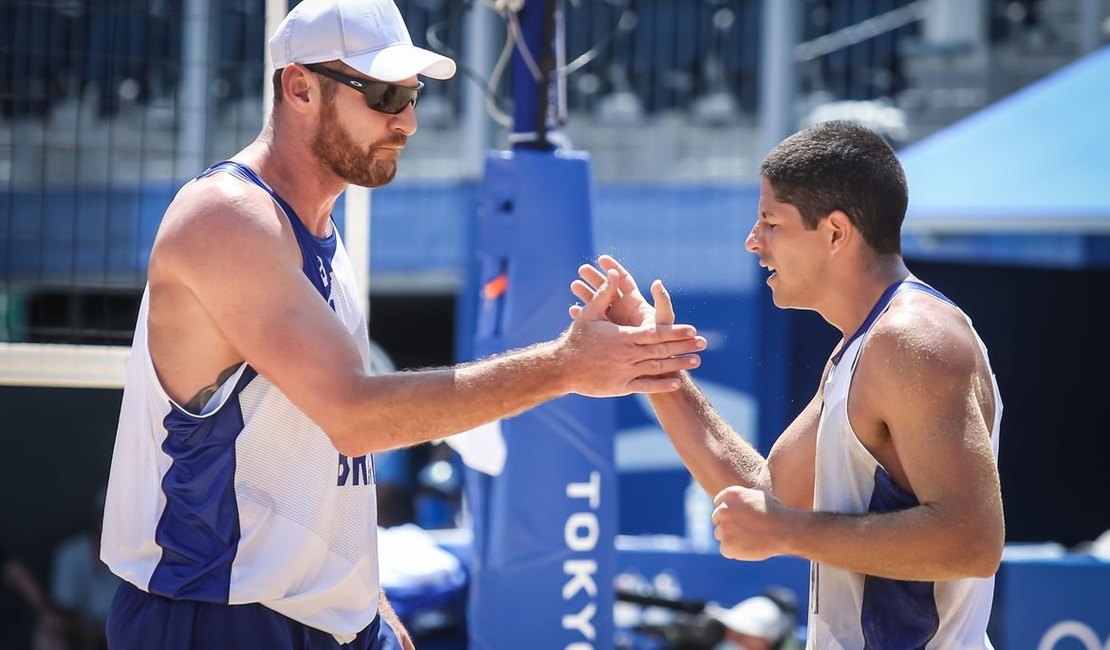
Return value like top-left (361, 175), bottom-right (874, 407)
top-left (705, 598), bottom-right (788, 639)
top-left (344, 43), bottom-right (456, 82)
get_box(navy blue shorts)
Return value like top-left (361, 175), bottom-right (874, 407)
top-left (106, 581), bottom-right (403, 650)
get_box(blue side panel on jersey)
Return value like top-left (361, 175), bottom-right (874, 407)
top-left (862, 466), bottom-right (939, 649)
top-left (149, 367), bottom-right (258, 602)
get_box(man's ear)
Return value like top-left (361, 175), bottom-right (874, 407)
top-left (282, 65), bottom-right (315, 113)
top-left (826, 209), bottom-right (853, 251)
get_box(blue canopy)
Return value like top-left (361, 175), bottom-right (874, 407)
top-left (899, 45), bottom-right (1110, 235)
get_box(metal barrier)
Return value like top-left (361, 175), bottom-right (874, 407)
top-left (3, 0), bottom-right (1105, 341)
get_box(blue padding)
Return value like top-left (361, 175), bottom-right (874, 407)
top-left (466, 150), bottom-right (616, 650)
top-left (992, 554), bottom-right (1110, 648)
top-left (615, 540), bottom-right (810, 613)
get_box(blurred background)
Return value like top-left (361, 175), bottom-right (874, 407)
top-left (2, 0), bottom-right (1109, 648)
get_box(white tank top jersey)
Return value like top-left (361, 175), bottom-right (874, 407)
top-left (101, 161), bottom-right (380, 644)
top-left (806, 280), bottom-right (1002, 650)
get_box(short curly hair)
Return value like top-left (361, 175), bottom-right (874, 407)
top-left (760, 121), bottom-right (908, 256)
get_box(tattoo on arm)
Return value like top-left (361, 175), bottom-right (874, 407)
top-left (184, 363), bottom-right (241, 414)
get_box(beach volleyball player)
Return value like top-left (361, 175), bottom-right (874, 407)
top-left (573, 122), bottom-right (1004, 648)
top-left (99, 1), bottom-right (705, 648)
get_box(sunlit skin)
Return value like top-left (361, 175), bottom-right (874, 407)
top-left (745, 177), bottom-right (835, 311)
top-left (147, 62), bottom-right (423, 406)
top-left (744, 176), bottom-right (917, 348)
top-left (146, 51), bottom-right (707, 474)
top-left (569, 124), bottom-right (1004, 646)
top-left (310, 62), bottom-right (417, 190)
top-left (570, 229), bottom-right (1003, 582)
top-left (143, 58), bottom-right (707, 647)
top-left (234, 62), bottom-right (418, 240)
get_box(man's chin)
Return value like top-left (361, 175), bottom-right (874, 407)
top-left (345, 165), bottom-right (396, 189)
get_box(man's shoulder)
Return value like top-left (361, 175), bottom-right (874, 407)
top-left (864, 295), bottom-right (980, 381)
top-left (153, 173), bottom-right (292, 271)
top-left (163, 173), bottom-right (283, 236)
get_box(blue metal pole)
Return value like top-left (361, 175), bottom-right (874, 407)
top-left (509, 0), bottom-right (561, 149)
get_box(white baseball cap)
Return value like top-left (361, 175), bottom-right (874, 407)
top-left (706, 596), bottom-right (791, 641)
top-left (269, 0), bottom-right (456, 82)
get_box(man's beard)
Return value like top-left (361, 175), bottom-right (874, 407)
top-left (312, 99), bottom-right (404, 188)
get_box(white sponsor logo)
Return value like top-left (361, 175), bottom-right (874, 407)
top-left (1038, 621), bottom-right (1110, 650)
top-left (563, 471), bottom-right (601, 650)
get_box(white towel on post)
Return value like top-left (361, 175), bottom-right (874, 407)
top-left (445, 420), bottom-right (506, 476)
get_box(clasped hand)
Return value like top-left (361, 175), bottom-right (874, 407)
top-left (561, 258), bottom-right (705, 397)
top-left (570, 255), bottom-right (797, 563)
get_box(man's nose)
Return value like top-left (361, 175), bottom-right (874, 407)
top-left (745, 223), bottom-right (760, 252)
top-left (392, 103), bottom-right (417, 137)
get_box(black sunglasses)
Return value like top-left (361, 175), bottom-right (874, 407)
top-left (303, 63), bottom-right (423, 115)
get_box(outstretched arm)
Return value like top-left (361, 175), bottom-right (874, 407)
top-left (571, 256), bottom-right (769, 497)
top-left (153, 186), bottom-right (705, 457)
